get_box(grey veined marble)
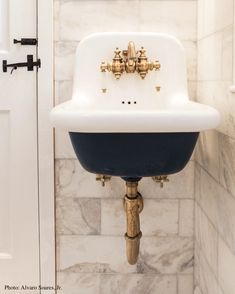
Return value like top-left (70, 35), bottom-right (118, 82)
top-left (137, 237), bottom-right (194, 274)
top-left (56, 197), bottom-right (101, 235)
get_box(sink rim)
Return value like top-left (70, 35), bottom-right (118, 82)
top-left (51, 100), bottom-right (220, 133)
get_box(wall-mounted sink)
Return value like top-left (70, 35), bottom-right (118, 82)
top-left (51, 32), bottom-right (220, 265)
top-left (51, 32), bottom-right (219, 179)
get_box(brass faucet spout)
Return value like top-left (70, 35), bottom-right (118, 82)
top-left (126, 41), bottom-right (136, 73)
top-left (127, 41), bottom-right (136, 64)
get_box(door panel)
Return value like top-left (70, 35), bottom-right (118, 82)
top-left (0, 0), bottom-right (39, 292)
top-left (0, 0), bottom-right (9, 52)
top-left (0, 111), bottom-right (10, 257)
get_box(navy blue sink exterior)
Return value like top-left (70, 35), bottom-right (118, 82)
top-left (69, 132), bottom-right (199, 178)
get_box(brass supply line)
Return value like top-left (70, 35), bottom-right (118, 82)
top-left (123, 181), bottom-right (144, 265)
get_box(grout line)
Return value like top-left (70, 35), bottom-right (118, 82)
top-left (100, 198), bottom-right (103, 235)
top-left (198, 24), bottom-right (233, 42)
top-left (56, 196), bottom-right (194, 200)
top-left (194, 204), bottom-right (218, 277)
top-left (58, 234), bottom-right (194, 240)
top-left (176, 274), bottom-right (179, 294)
top-left (200, 248), bottom-right (221, 291)
top-left (196, 158), bottom-right (235, 201)
top-left (178, 200), bottom-right (181, 236)
top-left (195, 171), bottom-right (235, 260)
top-left (232, 0), bottom-right (235, 84)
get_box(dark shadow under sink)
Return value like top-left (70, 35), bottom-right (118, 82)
top-left (69, 132), bottom-right (199, 178)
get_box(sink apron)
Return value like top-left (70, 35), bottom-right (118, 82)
top-left (69, 132), bottom-right (199, 177)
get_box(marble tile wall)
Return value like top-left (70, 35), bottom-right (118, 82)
top-left (195, 0), bottom-right (235, 294)
top-left (54, 1), bottom-right (197, 293)
top-left (56, 160), bottom-right (195, 293)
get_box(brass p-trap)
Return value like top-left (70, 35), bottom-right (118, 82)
top-left (123, 182), bottom-right (144, 265)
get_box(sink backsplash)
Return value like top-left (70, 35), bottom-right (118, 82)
top-left (72, 33), bottom-right (188, 110)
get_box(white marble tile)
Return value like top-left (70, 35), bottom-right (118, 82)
top-left (141, 200), bottom-right (179, 237)
top-left (198, 168), bottom-right (235, 255)
top-left (54, 41), bottom-right (78, 81)
top-left (101, 199), bottom-right (125, 236)
top-left (195, 130), bottom-right (219, 181)
top-left (194, 163), bottom-right (201, 203)
top-left (54, 0), bottom-right (60, 42)
top-left (100, 274), bottom-right (177, 294)
top-left (194, 241), bottom-right (200, 287)
top-left (56, 273), bottom-right (176, 294)
top-left (58, 235), bottom-right (137, 273)
top-left (56, 80), bottom-right (73, 105)
top-left (222, 25), bottom-right (233, 81)
top-left (56, 197), bottom-right (101, 235)
top-left (197, 0), bottom-right (205, 40)
top-left (182, 40), bottom-right (197, 81)
top-left (194, 286), bottom-right (203, 294)
top-left (195, 203), bottom-right (218, 276)
top-left (55, 130), bottom-right (76, 159)
top-left (199, 253), bottom-right (219, 294)
top-left (56, 159), bottom-right (125, 198)
top-left (218, 237), bottom-right (235, 294)
top-left (197, 81), bottom-right (235, 139)
top-left (138, 237), bottom-right (194, 274)
top-left (101, 199), bottom-right (179, 237)
top-left (57, 272), bottom-right (100, 294)
top-left (188, 80), bottom-right (197, 101)
top-left (139, 161), bottom-right (194, 199)
top-left (54, 77), bottom-right (77, 158)
top-left (214, 186), bottom-right (235, 256)
top-left (179, 199), bottom-right (194, 237)
top-left (196, 168), bottom-right (219, 227)
top-left (219, 133), bottom-right (235, 198)
top-left (58, 235), bottom-right (193, 275)
top-left (198, 32), bottom-right (222, 81)
top-left (54, 80), bottom-right (59, 105)
top-left (178, 274), bottom-right (194, 294)
top-left (139, 1), bottom-right (197, 41)
top-left (59, 0), bottom-right (139, 41)
top-left (218, 286), bottom-right (225, 294)
top-left (198, 0), bottom-right (233, 39)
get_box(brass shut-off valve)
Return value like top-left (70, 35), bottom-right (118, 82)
top-left (100, 41), bottom-right (161, 80)
top-left (152, 175), bottom-right (169, 188)
top-left (96, 174), bottom-right (111, 187)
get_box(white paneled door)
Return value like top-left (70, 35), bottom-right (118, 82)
top-left (0, 0), bottom-right (40, 292)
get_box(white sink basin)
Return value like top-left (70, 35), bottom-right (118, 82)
top-left (51, 32), bottom-right (220, 178)
top-left (51, 32), bottom-right (220, 133)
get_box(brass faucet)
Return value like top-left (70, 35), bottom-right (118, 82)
top-left (100, 41), bottom-right (161, 80)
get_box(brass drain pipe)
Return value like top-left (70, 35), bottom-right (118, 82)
top-left (123, 181), bottom-right (144, 265)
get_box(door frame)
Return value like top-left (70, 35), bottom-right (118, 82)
top-left (37, 0), bottom-right (55, 291)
